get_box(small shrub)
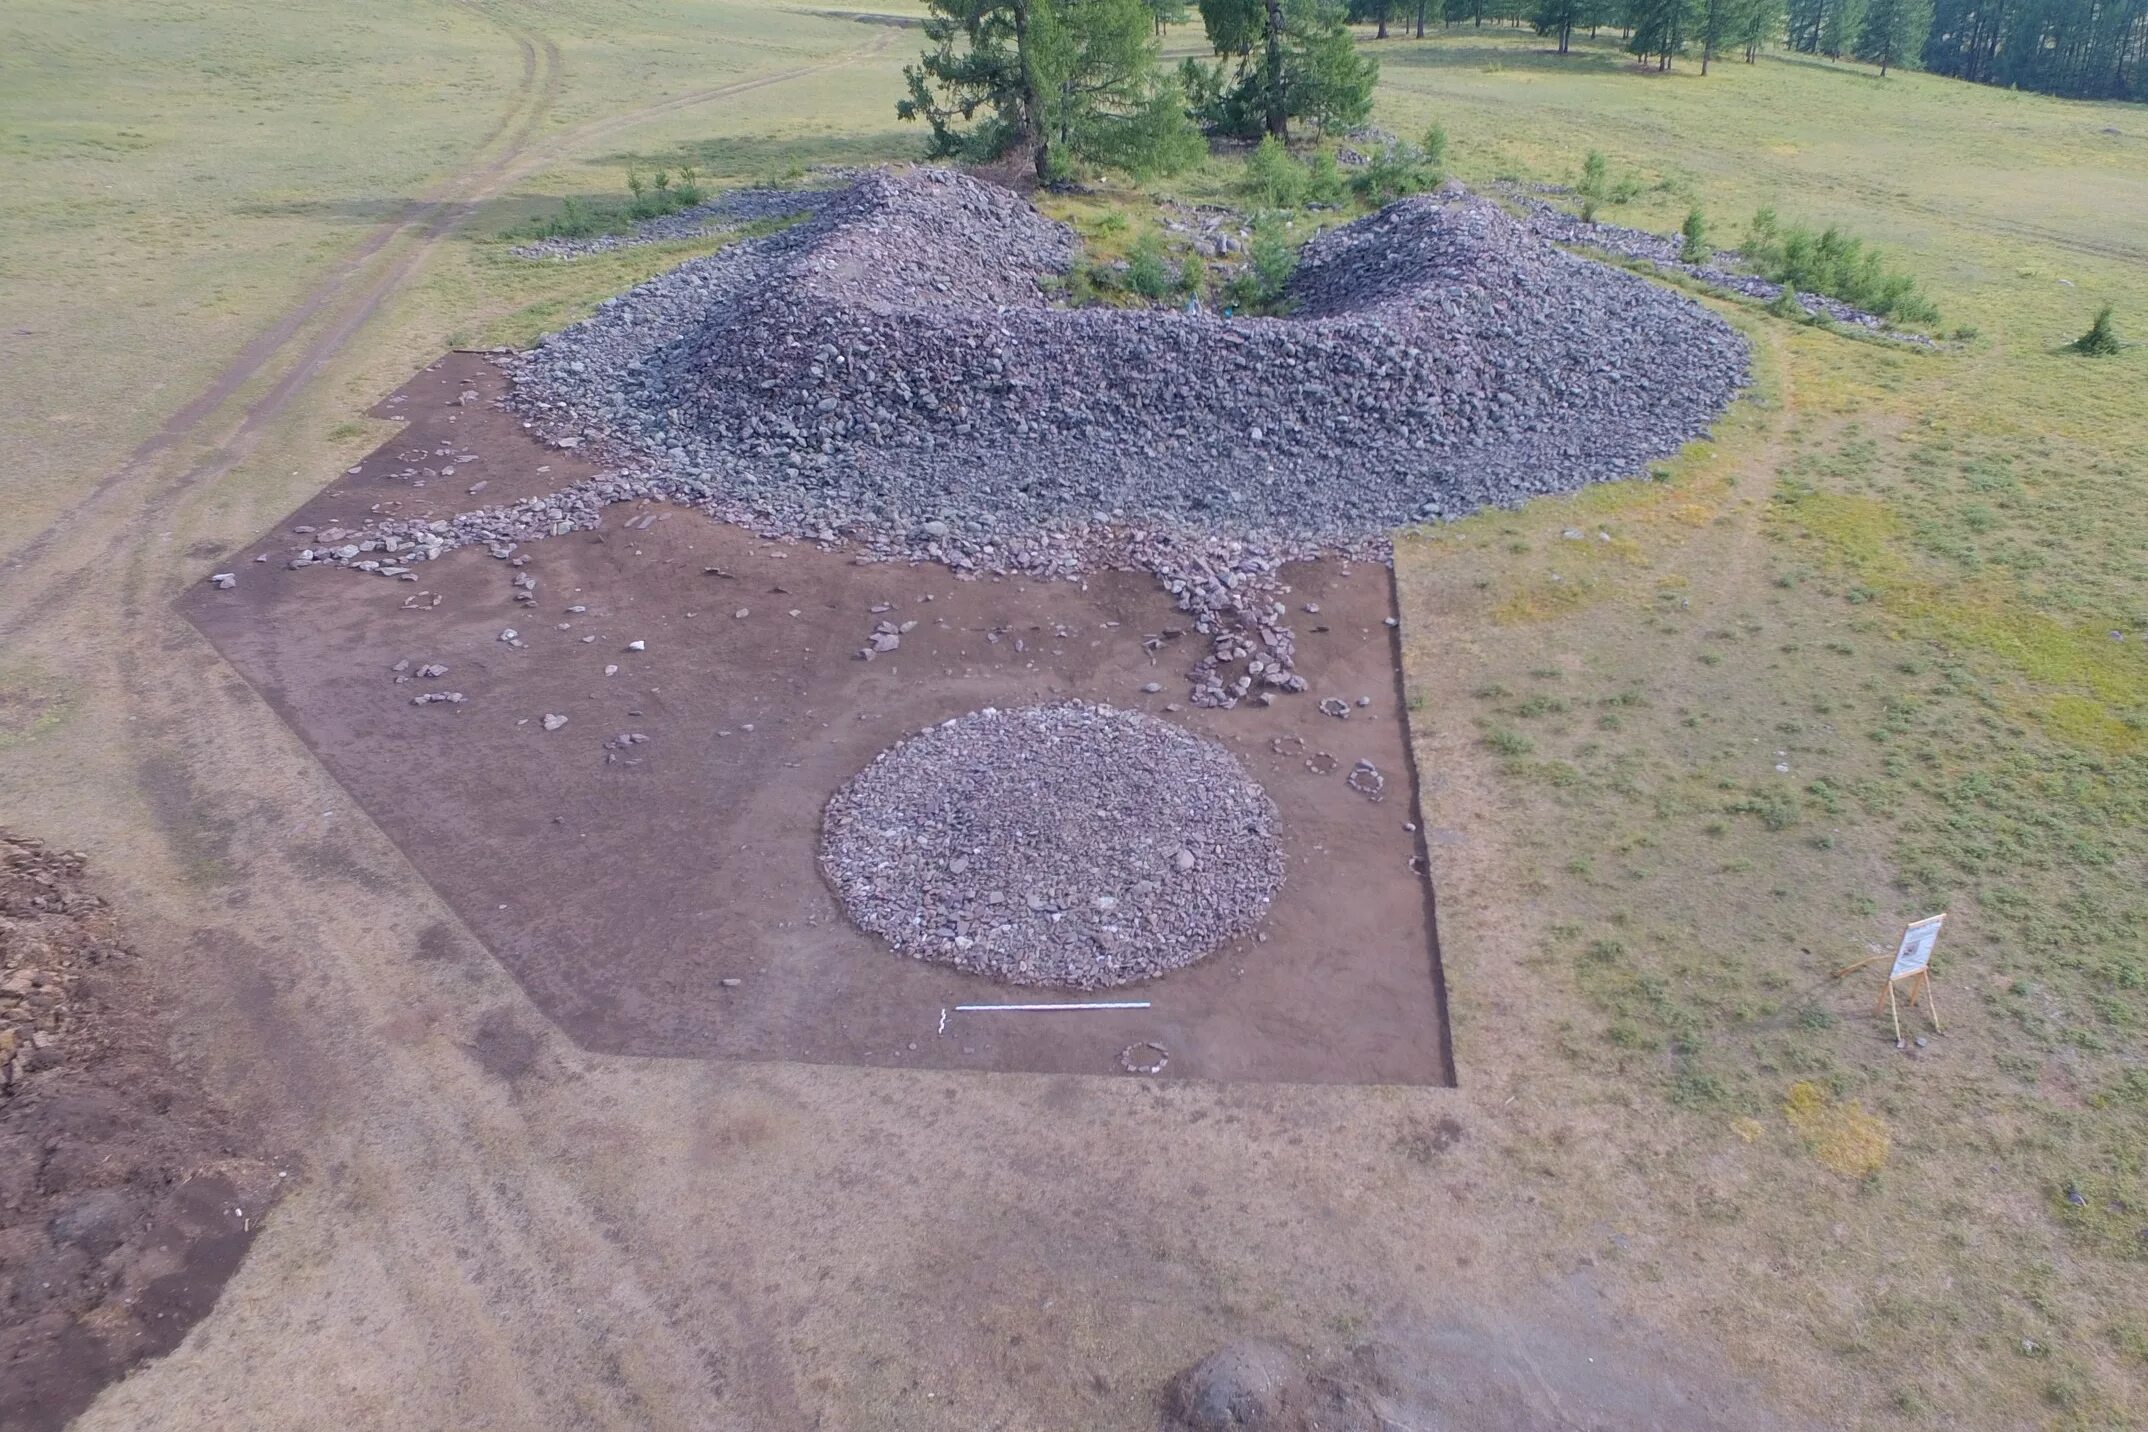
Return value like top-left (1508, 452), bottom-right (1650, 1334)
top-left (1680, 208), bottom-right (1709, 264)
top-left (2070, 304), bottom-right (2121, 356)
top-left (1127, 231), bottom-right (1174, 300)
top-left (1177, 252), bottom-right (1205, 297)
top-left (1242, 134), bottom-right (1307, 208)
top-left (1485, 727), bottom-right (1534, 756)
top-left (1226, 218), bottom-right (1297, 313)
top-left (523, 165), bottom-right (714, 242)
top-left (1351, 139), bottom-right (1439, 202)
top-left (1302, 150), bottom-right (1346, 205)
top-left (1579, 149), bottom-right (1607, 199)
top-left (1609, 176), bottom-right (1642, 204)
top-left (1421, 122), bottom-right (1448, 170)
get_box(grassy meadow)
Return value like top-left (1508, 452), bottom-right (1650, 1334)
top-left (1379, 30), bottom-right (2148, 1428)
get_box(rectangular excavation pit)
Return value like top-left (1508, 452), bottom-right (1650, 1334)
top-left (182, 353), bottom-right (1454, 1085)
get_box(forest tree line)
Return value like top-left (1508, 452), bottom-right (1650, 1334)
top-left (1322, 0), bottom-right (2147, 96)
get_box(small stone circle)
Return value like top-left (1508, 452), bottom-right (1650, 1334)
top-left (820, 701), bottom-right (1283, 988)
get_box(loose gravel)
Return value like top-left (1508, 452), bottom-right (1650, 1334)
top-left (820, 703), bottom-right (1284, 988)
top-left (301, 165), bottom-right (1752, 704)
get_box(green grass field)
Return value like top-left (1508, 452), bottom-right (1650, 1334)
top-left (1379, 31), bottom-right (2148, 1427)
top-left (4, 6), bottom-right (2145, 1425)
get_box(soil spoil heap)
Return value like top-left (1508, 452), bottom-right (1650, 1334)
top-left (820, 703), bottom-right (1284, 988)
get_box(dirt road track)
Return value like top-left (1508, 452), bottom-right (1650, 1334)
top-left (0, 11), bottom-right (896, 638)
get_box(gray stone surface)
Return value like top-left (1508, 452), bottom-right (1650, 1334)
top-left (819, 702), bottom-right (1283, 988)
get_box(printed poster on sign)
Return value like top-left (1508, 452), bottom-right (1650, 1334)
top-left (1890, 914), bottom-right (1945, 982)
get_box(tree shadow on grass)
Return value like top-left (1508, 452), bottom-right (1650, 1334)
top-left (593, 130), bottom-right (921, 184)
top-left (231, 132), bottom-right (923, 241)
top-left (1373, 36), bottom-right (1636, 76)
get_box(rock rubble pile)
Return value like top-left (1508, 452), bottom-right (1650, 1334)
top-left (820, 703), bottom-right (1283, 988)
top-left (311, 166), bottom-right (1750, 703)
top-left (508, 165), bottom-right (1745, 539)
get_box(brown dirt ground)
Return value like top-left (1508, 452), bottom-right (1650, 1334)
top-left (0, 833), bottom-right (283, 1432)
top-left (179, 354), bottom-right (1453, 1085)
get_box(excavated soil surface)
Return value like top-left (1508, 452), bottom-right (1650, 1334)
top-left (0, 835), bottom-right (283, 1432)
top-left (182, 353), bottom-right (1453, 1085)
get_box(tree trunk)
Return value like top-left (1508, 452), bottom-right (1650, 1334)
top-left (1415, 0), bottom-right (1426, 38)
top-left (1263, 0), bottom-right (1288, 139)
top-left (1010, 0), bottom-right (1048, 180)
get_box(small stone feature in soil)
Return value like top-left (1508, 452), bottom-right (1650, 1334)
top-left (307, 165), bottom-right (1749, 703)
top-left (821, 702), bottom-right (1283, 988)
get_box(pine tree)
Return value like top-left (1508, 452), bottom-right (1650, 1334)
top-left (899, 0), bottom-right (1203, 180)
top-left (1695, 0), bottom-right (1737, 68)
top-left (1820, 0), bottom-right (1868, 57)
top-left (1196, 0), bottom-right (1376, 139)
top-left (1786, 0), bottom-right (1826, 49)
top-left (1534, 0), bottom-right (1587, 51)
top-left (1146, 0), bottom-right (1193, 32)
top-left (1855, 0), bottom-right (1930, 72)
top-left (2070, 304), bottom-right (2122, 356)
top-left (1628, 0), bottom-right (1696, 66)
top-left (1736, 0), bottom-right (1785, 59)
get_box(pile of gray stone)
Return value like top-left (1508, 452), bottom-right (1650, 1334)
top-left (820, 702), bottom-right (1284, 988)
top-left (506, 165), bottom-right (1745, 540)
top-left (316, 166), bottom-right (1751, 703)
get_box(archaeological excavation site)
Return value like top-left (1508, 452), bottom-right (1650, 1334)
top-left (182, 165), bottom-right (1750, 1087)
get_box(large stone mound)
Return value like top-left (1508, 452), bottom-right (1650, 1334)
top-left (507, 165), bottom-right (1747, 543)
top-left (312, 167), bottom-right (1747, 706)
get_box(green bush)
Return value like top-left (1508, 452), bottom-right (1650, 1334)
top-left (1241, 135), bottom-right (1307, 208)
top-left (2070, 304), bottom-right (2121, 356)
top-left (1303, 150), bottom-right (1346, 205)
top-left (1178, 252), bottom-right (1206, 296)
top-left (1741, 209), bottom-right (1941, 327)
top-left (1680, 208), bottom-right (1709, 264)
top-left (1351, 138), bottom-right (1440, 203)
top-left (524, 166), bottom-right (710, 241)
top-left (1127, 230), bottom-right (1174, 300)
top-left (1227, 218), bottom-right (1297, 314)
top-left (1421, 122), bottom-right (1448, 170)
top-left (1579, 149), bottom-right (1607, 199)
